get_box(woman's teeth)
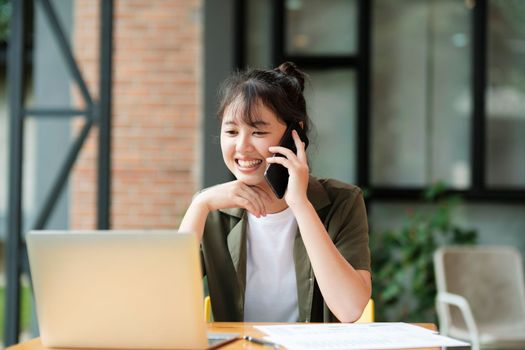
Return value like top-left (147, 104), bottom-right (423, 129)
top-left (237, 159), bottom-right (262, 168)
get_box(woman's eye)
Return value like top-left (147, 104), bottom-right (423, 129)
top-left (224, 130), bottom-right (238, 135)
top-left (253, 131), bottom-right (269, 136)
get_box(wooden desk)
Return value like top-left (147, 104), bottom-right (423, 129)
top-left (8, 322), bottom-right (452, 350)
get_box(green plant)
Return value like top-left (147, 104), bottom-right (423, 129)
top-left (0, 0), bottom-right (10, 43)
top-left (371, 182), bottom-right (478, 323)
top-left (0, 284), bottom-right (33, 340)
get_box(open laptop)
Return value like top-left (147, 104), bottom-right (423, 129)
top-left (26, 230), bottom-right (238, 349)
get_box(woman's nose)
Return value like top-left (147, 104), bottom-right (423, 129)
top-left (236, 133), bottom-right (254, 152)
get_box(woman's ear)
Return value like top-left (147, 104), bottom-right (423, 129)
top-left (299, 121), bottom-right (304, 129)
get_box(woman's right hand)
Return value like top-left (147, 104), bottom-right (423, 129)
top-left (195, 180), bottom-right (271, 218)
top-left (180, 180), bottom-right (271, 241)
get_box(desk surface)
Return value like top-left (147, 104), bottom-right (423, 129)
top-left (9, 322), bottom-right (446, 350)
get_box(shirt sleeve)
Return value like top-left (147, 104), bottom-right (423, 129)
top-left (329, 188), bottom-right (371, 272)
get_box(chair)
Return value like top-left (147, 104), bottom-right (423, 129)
top-left (356, 298), bottom-right (374, 323)
top-left (434, 246), bottom-right (525, 350)
top-left (204, 296), bottom-right (212, 322)
top-left (204, 296), bottom-right (374, 323)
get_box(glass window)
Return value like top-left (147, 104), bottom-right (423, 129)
top-left (371, 0), bottom-right (471, 188)
top-left (486, 0), bottom-right (525, 187)
top-left (247, 0), bottom-right (272, 68)
top-left (286, 0), bottom-right (358, 55)
top-left (305, 70), bottom-right (356, 184)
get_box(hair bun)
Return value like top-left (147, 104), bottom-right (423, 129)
top-left (275, 61), bottom-right (306, 92)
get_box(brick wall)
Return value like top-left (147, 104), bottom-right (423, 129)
top-left (71, 0), bottom-right (202, 229)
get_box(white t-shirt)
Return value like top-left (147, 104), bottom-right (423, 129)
top-left (243, 207), bottom-right (299, 322)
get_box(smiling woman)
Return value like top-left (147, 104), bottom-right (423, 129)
top-left (179, 62), bottom-right (371, 323)
top-left (220, 101), bottom-right (287, 190)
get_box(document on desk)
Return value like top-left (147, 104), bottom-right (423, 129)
top-left (256, 322), bottom-right (469, 350)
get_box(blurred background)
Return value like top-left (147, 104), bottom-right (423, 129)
top-left (0, 0), bottom-right (524, 347)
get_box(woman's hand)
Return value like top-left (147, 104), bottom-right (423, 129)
top-left (266, 130), bottom-right (309, 209)
top-left (180, 180), bottom-right (271, 241)
top-left (195, 180), bottom-right (272, 218)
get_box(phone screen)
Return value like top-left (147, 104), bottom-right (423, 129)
top-left (263, 122), bottom-right (309, 199)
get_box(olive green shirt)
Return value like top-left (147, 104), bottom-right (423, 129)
top-left (200, 176), bottom-right (371, 322)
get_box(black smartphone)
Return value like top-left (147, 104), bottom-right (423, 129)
top-left (264, 122), bottom-right (309, 199)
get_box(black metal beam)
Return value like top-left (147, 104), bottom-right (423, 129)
top-left (24, 108), bottom-right (91, 117)
top-left (4, 0), bottom-right (112, 344)
top-left (368, 187), bottom-right (525, 203)
top-left (37, 0), bottom-right (93, 107)
top-left (32, 120), bottom-right (94, 230)
top-left (272, 0), bottom-right (284, 66)
top-left (233, 0), bottom-right (245, 69)
top-left (356, 0), bottom-right (372, 188)
top-left (283, 55), bottom-right (359, 68)
top-left (471, 0), bottom-right (487, 190)
top-left (30, 0), bottom-right (97, 235)
top-left (97, 0), bottom-right (114, 229)
top-left (5, 0), bottom-right (26, 345)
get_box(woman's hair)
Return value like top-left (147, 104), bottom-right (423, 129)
top-left (217, 62), bottom-right (311, 137)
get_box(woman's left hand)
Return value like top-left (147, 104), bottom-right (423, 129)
top-left (266, 130), bottom-right (309, 209)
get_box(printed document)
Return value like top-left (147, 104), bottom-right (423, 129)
top-left (256, 322), bottom-right (469, 350)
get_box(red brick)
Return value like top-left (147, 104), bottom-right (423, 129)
top-left (71, 0), bottom-right (201, 229)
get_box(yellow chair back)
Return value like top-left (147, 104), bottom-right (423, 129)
top-left (204, 296), bottom-right (212, 322)
top-left (355, 299), bottom-right (375, 323)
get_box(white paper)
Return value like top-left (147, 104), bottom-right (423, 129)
top-left (255, 323), bottom-right (469, 350)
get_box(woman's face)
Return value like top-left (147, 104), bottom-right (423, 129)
top-left (220, 100), bottom-right (287, 188)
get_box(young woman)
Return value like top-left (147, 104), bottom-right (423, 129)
top-left (179, 62), bottom-right (371, 323)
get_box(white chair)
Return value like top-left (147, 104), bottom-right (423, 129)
top-left (434, 246), bottom-right (525, 350)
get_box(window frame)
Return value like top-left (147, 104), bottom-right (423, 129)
top-left (237, 0), bottom-right (525, 203)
